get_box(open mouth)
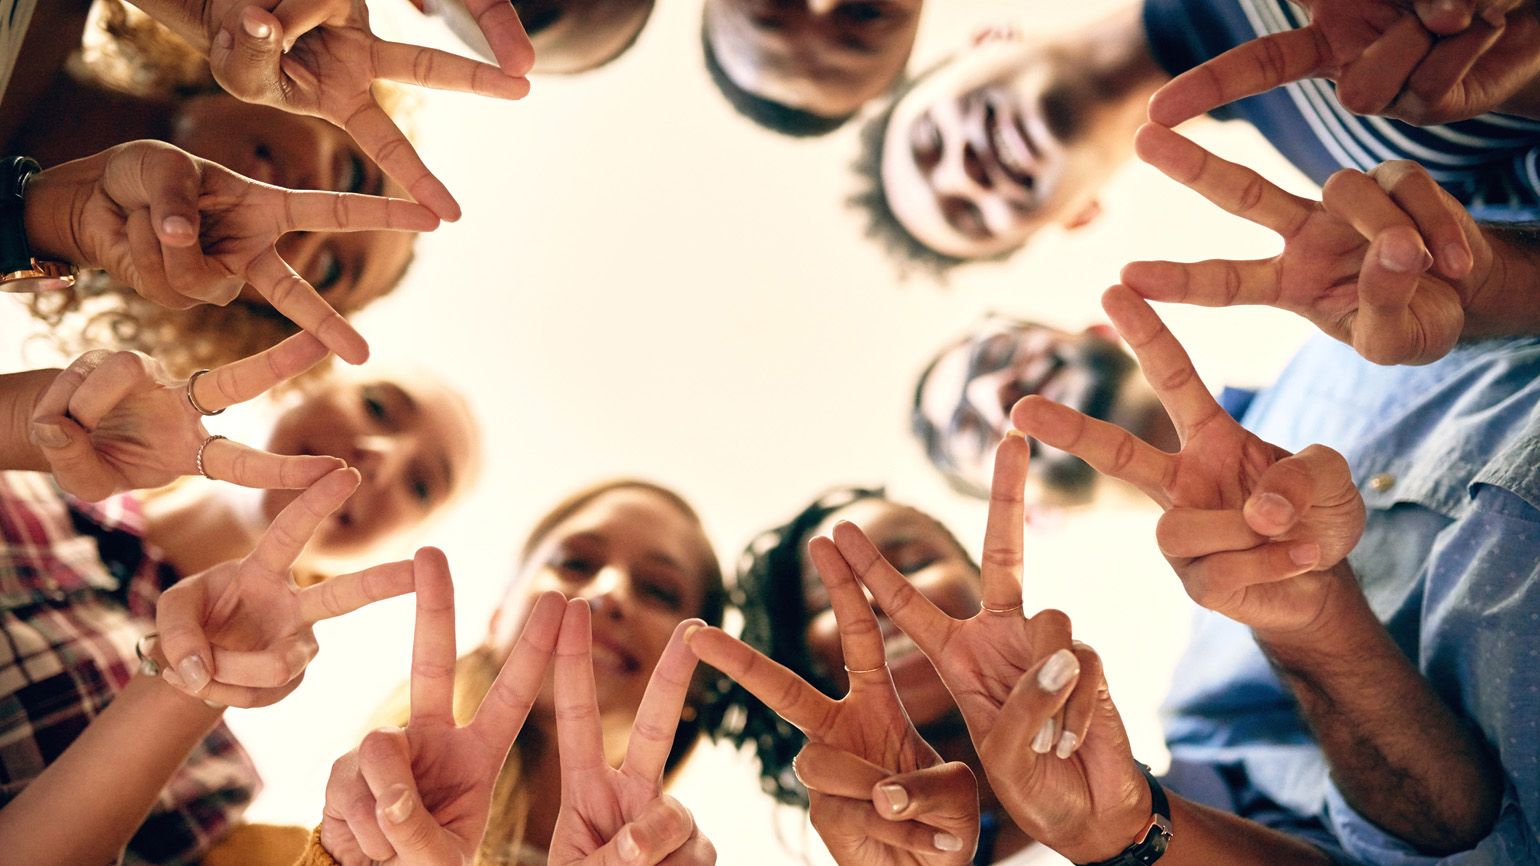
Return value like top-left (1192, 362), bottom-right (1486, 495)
top-left (982, 93), bottom-right (1039, 192)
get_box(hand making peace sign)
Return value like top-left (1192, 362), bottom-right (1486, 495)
top-left (688, 536), bottom-right (978, 866)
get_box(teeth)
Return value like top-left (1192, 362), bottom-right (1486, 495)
top-left (592, 643), bottom-right (624, 670)
top-left (884, 631), bottom-right (919, 661)
top-left (991, 118), bottom-right (1036, 178)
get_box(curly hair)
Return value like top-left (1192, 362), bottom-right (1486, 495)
top-left (698, 487), bottom-right (977, 807)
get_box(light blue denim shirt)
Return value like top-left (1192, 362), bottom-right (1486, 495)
top-left (1162, 334), bottom-right (1540, 865)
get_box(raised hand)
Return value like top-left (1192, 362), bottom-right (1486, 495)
top-left (688, 537), bottom-right (976, 865)
top-left (26, 140), bottom-right (440, 363)
top-left (831, 434), bottom-right (1146, 863)
top-left (1146, 0), bottom-right (1540, 125)
top-left (1011, 286), bottom-right (1366, 638)
top-left (154, 468), bottom-right (416, 707)
top-left (1121, 124), bottom-right (1507, 365)
top-left (319, 548), bottom-right (565, 865)
top-left (549, 604), bottom-right (716, 866)
top-left (28, 332), bottom-right (343, 501)
top-left (202, 0), bottom-right (533, 220)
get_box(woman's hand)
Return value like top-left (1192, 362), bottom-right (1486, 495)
top-left (199, 0), bottom-right (533, 221)
top-left (28, 332), bottom-right (340, 501)
top-left (153, 468), bottom-right (416, 707)
top-left (319, 548), bottom-right (566, 865)
top-left (25, 140), bottom-right (439, 363)
top-left (548, 605), bottom-right (716, 866)
top-left (1011, 286), bottom-right (1367, 640)
top-left (688, 537), bottom-right (977, 865)
top-left (832, 435), bottom-right (1146, 863)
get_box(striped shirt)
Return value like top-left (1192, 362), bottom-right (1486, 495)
top-left (1143, 0), bottom-right (1540, 222)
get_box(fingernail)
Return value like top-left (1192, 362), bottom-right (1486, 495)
top-left (161, 668), bottom-right (186, 689)
top-left (215, 29), bottom-right (233, 49)
top-left (1249, 492), bottom-right (1295, 528)
top-left (161, 215), bottom-right (194, 239)
top-left (1036, 648), bottom-right (1079, 693)
top-left (383, 785), bottom-right (413, 824)
top-left (1005, 428), bottom-right (1026, 440)
top-left (202, 699), bottom-right (227, 710)
top-left (243, 14), bottom-right (271, 39)
top-left (875, 782), bottom-right (910, 815)
top-left (1441, 242), bottom-right (1470, 274)
top-left (178, 655), bottom-right (210, 691)
top-left (617, 825), bottom-right (640, 862)
top-left (1289, 542), bottom-right (1321, 567)
top-left (1378, 233), bottom-right (1425, 273)
top-left (933, 832), bottom-right (964, 853)
top-left (1031, 718), bottom-right (1058, 754)
top-left (30, 422), bottom-right (68, 449)
top-left (1055, 730), bottom-right (1080, 759)
top-left (682, 625), bottom-right (701, 644)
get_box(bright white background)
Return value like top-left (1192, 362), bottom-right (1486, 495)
top-left (1, 0), bottom-right (1320, 861)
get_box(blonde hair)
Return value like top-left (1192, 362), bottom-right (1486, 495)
top-left (370, 480), bottom-right (727, 864)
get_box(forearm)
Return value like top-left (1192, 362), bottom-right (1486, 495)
top-left (1157, 795), bottom-right (1335, 866)
top-left (1462, 223), bottom-right (1540, 339)
top-left (1257, 564), bottom-right (1501, 854)
top-left (0, 673), bottom-right (225, 866)
top-left (0, 369), bottom-right (61, 472)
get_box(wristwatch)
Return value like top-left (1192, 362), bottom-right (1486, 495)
top-left (1, 156), bottom-right (77, 293)
top-left (1075, 762), bottom-right (1174, 866)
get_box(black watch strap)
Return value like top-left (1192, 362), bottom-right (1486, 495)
top-left (2, 156), bottom-right (43, 275)
top-left (1074, 762), bottom-right (1174, 866)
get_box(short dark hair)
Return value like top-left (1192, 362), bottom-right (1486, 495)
top-left (701, 20), bottom-right (853, 137)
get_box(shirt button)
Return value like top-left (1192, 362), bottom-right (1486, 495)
top-left (1368, 473), bottom-right (1396, 492)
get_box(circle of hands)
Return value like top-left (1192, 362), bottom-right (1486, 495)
top-left (318, 547), bottom-right (715, 866)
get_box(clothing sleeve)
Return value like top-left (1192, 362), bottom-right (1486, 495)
top-left (122, 722), bottom-right (261, 866)
top-left (292, 827), bottom-right (340, 866)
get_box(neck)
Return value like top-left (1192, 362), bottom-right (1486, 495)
top-left (10, 75), bottom-right (176, 166)
top-left (139, 483), bottom-right (261, 578)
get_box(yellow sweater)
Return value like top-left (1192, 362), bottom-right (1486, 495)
top-left (198, 824), bottom-right (334, 866)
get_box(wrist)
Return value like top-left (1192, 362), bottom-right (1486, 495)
top-left (1249, 561), bottom-right (1370, 653)
top-left (1060, 764), bottom-right (1162, 865)
top-left (21, 165), bottom-right (90, 267)
top-left (1461, 226), bottom-right (1540, 339)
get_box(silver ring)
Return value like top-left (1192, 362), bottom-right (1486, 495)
top-left (135, 632), bottom-right (162, 677)
top-left (195, 434), bottom-right (227, 479)
top-left (185, 369), bottom-right (225, 416)
top-left (981, 602), bottom-right (1024, 614)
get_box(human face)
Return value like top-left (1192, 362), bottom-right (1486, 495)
top-left (705, 0), bottom-right (923, 118)
top-left (508, 489), bottom-right (717, 719)
top-left (916, 316), bottom-right (1134, 498)
top-left (803, 499), bottom-right (979, 728)
top-left (880, 34), bottom-right (1126, 258)
top-left (425, 0), bottom-right (654, 74)
top-left (172, 93), bottom-right (413, 313)
top-left (262, 374), bottom-right (478, 557)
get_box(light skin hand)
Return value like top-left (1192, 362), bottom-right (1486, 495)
top-left (689, 535), bottom-right (977, 866)
top-left (154, 468), bottom-right (416, 708)
top-left (197, 0), bottom-right (534, 221)
top-left (1122, 125), bottom-right (1510, 366)
top-left (23, 140), bottom-right (440, 363)
top-left (1146, 0), bottom-right (1540, 125)
top-left (548, 606), bottom-right (716, 866)
top-left (27, 333), bottom-right (341, 501)
top-left (319, 548), bottom-right (565, 865)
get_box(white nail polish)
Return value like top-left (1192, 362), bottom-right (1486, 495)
top-left (1031, 718), bottom-right (1057, 754)
top-left (1037, 649), bottom-right (1079, 692)
top-left (1055, 731), bottom-right (1080, 759)
top-left (934, 832), bottom-right (964, 852)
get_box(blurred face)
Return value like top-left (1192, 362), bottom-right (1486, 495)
top-left (425, 0), bottom-right (654, 74)
top-left (508, 489), bottom-right (717, 718)
top-left (880, 33), bottom-right (1127, 258)
top-left (172, 93), bottom-right (414, 314)
top-left (803, 499), bottom-right (979, 728)
top-left (916, 316), bottom-right (1134, 498)
top-left (705, 0), bottom-right (923, 118)
top-left (262, 375), bottom-right (478, 556)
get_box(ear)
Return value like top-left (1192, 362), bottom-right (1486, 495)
top-left (1063, 200), bottom-right (1102, 230)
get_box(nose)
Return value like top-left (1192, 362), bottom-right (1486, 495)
top-left (349, 434), bottom-right (396, 479)
top-left (582, 566), bottom-right (629, 620)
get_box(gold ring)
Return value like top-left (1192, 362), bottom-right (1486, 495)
top-left (195, 434), bottom-right (227, 479)
top-left (185, 369), bottom-right (225, 416)
top-left (844, 662), bottom-right (888, 674)
top-left (980, 602), bottom-right (1024, 614)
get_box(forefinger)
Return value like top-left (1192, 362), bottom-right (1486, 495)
top-left (338, 99), bottom-right (461, 222)
top-left (831, 522), bottom-right (955, 659)
top-left (685, 626), bottom-right (837, 737)
top-left (1101, 286), bottom-right (1225, 443)
top-left (408, 547), bottom-right (458, 726)
top-left (622, 619), bottom-right (705, 782)
top-left (979, 433), bottom-right (1028, 612)
top-left (554, 599), bottom-right (608, 780)
top-left (468, 590), bottom-right (565, 753)
top-left (194, 333), bottom-right (330, 413)
top-left (200, 437), bottom-right (346, 491)
top-left (463, 0), bottom-right (536, 76)
top-left (247, 467), bottom-right (362, 575)
top-left (245, 249), bottom-right (370, 365)
top-left (809, 536), bottom-right (886, 675)
top-left (299, 558), bottom-right (414, 625)
top-left (374, 41), bottom-right (531, 100)
top-left (1009, 397), bottom-right (1173, 502)
top-left (1148, 26), bottom-right (1335, 126)
top-left (1134, 123), bottom-right (1312, 237)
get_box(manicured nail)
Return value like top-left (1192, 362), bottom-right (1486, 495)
top-left (1036, 648), bottom-right (1079, 693)
top-left (202, 699), bottom-right (227, 710)
top-left (682, 625), bottom-right (701, 644)
top-left (617, 825), bottom-right (640, 862)
top-left (30, 422), bottom-right (68, 449)
top-left (1249, 492), bottom-right (1294, 528)
top-left (178, 655), bottom-right (210, 691)
top-left (1055, 730), bottom-right (1080, 759)
top-left (1441, 243), bottom-right (1470, 274)
top-left (162, 667), bottom-right (186, 689)
top-left (876, 783), bottom-right (909, 815)
top-left (161, 215), bottom-right (194, 239)
top-left (1031, 718), bottom-right (1058, 754)
top-left (934, 832), bottom-right (964, 852)
top-left (383, 785), bottom-right (413, 824)
top-left (1289, 542), bottom-right (1321, 567)
top-left (243, 13), bottom-right (271, 39)
top-left (1005, 428), bottom-right (1026, 440)
top-left (1378, 233), bottom-right (1424, 273)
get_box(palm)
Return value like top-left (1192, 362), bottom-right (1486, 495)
top-left (929, 617), bottom-right (1068, 740)
top-left (551, 770), bottom-right (663, 862)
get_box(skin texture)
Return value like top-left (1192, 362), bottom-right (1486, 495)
top-left (704, 0), bottom-right (923, 119)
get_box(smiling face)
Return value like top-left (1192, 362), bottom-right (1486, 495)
top-left (261, 373), bottom-right (479, 557)
top-left (801, 498), bottom-right (979, 728)
top-left (704, 0), bottom-right (923, 121)
top-left (172, 93), bottom-right (414, 313)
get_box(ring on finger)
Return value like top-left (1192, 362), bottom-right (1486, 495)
top-left (196, 434), bottom-right (228, 479)
top-left (186, 369), bottom-right (225, 417)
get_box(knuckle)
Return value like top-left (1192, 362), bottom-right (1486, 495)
top-left (1031, 607), bottom-right (1073, 640)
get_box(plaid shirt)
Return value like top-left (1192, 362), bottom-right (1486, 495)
top-left (0, 471), bottom-right (260, 865)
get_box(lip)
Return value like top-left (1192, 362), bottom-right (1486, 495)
top-left (590, 628), bottom-right (641, 674)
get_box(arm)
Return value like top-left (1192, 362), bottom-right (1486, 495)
top-left (1462, 223), bottom-right (1540, 340)
top-left (0, 671), bottom-right (224, 866)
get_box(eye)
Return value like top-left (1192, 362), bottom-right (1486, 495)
top-left (361, 386), bottom-right (388, 421)
top-left (887, 543), bottom-right (938, 576)
top-left (640, 580), bottom-right (683, 609)
top-left (407, 473), bottom-right (432, 505)
top-left (313, 247), bottom-right (344, 293)
top-left (335, 152), bottom-right (366, 194)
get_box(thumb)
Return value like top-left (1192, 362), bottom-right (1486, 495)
top-left (211, 6), bottom-right (288, 103)
top-left (358, 730), bottom-right (460, 863)
top-left (872, 761), bottom-right (978, 831)
top-left (100, 142), bottom-right (201, 247)
top-left (30, 414), bottom-right (116, 502)
top-left (1242, 444), bottom-right (1353, 538)
top-left (583, 796), bottom-right (696, 866)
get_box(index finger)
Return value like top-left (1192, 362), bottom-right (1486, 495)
top-left (467, 590), bottom-right (565, 753)
top-left (194, 332), bottom-right (329, 413)
top-left (275, 189), bottom-right (440, 235)
top-left (1101, 286), bottom-right (1225, 442)
top-left (339, 99), bottom-right (461, 222)
top-left (409, 547), bottom-right (459, 726)
top-left (808, 536), bottom-right (886, 675)
top-left (245, 249), bottom-right (370, 365)
top-left (247, 467), bottom-right (362, 576)
top-left (1148, 26), bottom-right (1335, 126)
top-left (979, 432), bottom-right (1028, 612)
top-left (464, 0), bottom-right (536, 76)
top-left (1133, 123), bottom-right (1312, 237)
top-left (554, 599), bottom-right (608, 781)
top-left (298, 558), bottom-right (414, 625)
top-left (830, 522), bottom-right (954, 659)
top-left (621, 618), bottom-right (705, 782)
top-left (1009, 396), bottom-right (1174, 503)
top-left (684, 626), bottom-right (837, 737)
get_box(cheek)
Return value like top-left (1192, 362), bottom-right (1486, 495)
top-left (804, 612), bottom-right (845, 677)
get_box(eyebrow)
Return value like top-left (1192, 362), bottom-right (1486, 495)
top-left (642, 550), bottom-right (687, 574)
